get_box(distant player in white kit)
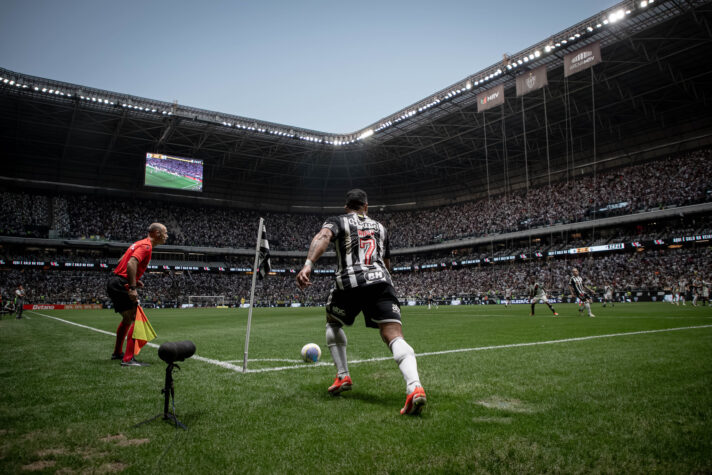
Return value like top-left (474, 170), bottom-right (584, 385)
top-left (503, 287), bottom-right (512, 308)
top-left (602, 283), bottom-right (615, 308)
top-left (427, 289), bottom-right (438, 310)
top-left (528, 276), bottom-right (558, 316)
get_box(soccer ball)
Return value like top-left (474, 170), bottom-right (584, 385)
top-left (301, 343), bottom-right (321, 363)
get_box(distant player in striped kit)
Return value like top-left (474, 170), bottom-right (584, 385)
top-left (569, 268), bottom-right (595, 317)
top-left (296, 189), bottom-right (426, 415)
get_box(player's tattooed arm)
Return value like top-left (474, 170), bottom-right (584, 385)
top-left (306, 228), bottom-right (334, 264)
top-left (297, 228), bottom-right (333, 289)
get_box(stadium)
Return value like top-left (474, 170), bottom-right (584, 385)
top-left (1, 0), bottom-right (711, 472)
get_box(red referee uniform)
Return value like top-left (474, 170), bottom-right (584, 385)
top-left (114, 237), bottom-right (153, 282)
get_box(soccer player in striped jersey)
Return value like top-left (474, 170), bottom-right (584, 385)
top-left (569, 268), bottom-right (595, 317)
top-left (296, 189), bottom-right (426, 415)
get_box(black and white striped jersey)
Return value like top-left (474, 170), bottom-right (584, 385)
top-left (569, 275), bottom-right (586, 295)
top-left (322, 212), bottom-right (392, 290)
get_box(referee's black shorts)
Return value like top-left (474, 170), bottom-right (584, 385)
top-left (106, 275), bottom-right (137, 314)
top-left (326, 283), bottom-right (401, 329)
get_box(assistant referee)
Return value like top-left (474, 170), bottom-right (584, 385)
top-left (107, 223), bottom-right (168, 366)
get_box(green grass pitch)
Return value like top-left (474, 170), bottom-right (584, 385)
top-left (144, 167), bottom-right (201, 191)
top-left (1, 303), bottom-right (711, 473)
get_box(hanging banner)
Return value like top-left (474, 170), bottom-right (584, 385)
top-left (516, 65), bottom-right (548, 96)
top-left (477, 84), bottom-right (505, 112)
top-left (564, 41), bottom-right (602, 77)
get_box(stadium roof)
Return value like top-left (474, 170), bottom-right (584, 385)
top-left (1, 0), bottom-right (711, 210)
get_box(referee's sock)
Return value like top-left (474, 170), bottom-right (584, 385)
top-left (114, 321), bottom-right (130, 355)
top-left (390, 337), bottom-right (421, 394)
top-left (122, 323), bottom-right (136, 363)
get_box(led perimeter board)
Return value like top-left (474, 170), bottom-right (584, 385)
top-left (144, 153), bottom-right (204, 192)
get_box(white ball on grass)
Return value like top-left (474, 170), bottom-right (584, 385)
top-left (301, 343), bottom-right (321, 363)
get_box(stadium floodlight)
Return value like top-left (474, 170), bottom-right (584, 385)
top-left (608, 9), bottom-right (625, 23)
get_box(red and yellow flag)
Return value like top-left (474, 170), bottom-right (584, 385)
top-left (132, 305), bottom-right (157, 355)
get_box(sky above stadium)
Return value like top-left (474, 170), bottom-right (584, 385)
top-left (1, 0), bottom-right (619, 134)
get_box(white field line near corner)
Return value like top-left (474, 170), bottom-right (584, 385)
top-left (28, 311), bottom-right (712, 374)
top-left (28, 311), bottom-right (244, 372)
top-left (246, 324), bottom-right (712, 373)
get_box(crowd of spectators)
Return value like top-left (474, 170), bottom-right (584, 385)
top-left (0, 192), bottom-right (51, 238)
top-left (146, 155), bottom-right (203, 181)
top-left (379, 149), bottom-right (712, 246)
top-left (1, 149), bottom-right (710, 250)
top-left (2, 247), bottom-right (709, 307)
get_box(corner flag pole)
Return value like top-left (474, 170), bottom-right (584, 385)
top-left (242, 217), bottom-right (264, 373)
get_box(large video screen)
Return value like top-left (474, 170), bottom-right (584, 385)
top-left (144, 153), bottom-right (203, 192)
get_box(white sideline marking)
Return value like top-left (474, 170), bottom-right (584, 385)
top-left (238, 324), bottom-right (712, 373)
top-left (28, 311), bottom-right (244, 372)
top-left (27, 311), bottom-right (712, 374)
top-left (224, 358), bottom-right (302, 363)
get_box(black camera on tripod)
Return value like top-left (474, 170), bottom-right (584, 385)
top-left (158, 340), bottom-right (196, 363)
top-left (136, 340), bottom-right (196, 430)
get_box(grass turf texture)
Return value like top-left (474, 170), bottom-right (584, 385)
top-left (144, 167), bottom-right (201, 191)
top-left (1, 303), bottom-right (711, 473)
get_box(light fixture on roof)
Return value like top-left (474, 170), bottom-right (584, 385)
top-left (608, 9), bottom-right (625, 23)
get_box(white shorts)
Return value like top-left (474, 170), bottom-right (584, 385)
top-left (531, 293), bottom-right (547, 303)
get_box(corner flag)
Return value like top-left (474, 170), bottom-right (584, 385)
top-left (132, 305), bottom-right (157, 355)
top-left (257, 222), bottom-right (271, 279)
top-left (244, 217), bottom-right (269, 372)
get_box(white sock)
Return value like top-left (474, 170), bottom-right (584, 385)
top-left (585, 302), bottom-right (592, 315)
top-left (389, 337), bottom-right (421, 394)
top-left (325, 323), bottom-right (349, 377)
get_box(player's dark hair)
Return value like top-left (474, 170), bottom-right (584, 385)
top-left (345, 189), bottom-right (368, 211)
